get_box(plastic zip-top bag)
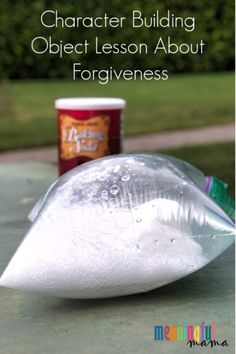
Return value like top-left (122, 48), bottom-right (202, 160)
top-left (0, 153), bottom-right (235, 298)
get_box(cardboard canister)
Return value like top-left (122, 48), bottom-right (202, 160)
top-left (55, 98), bottom-right (126, 175)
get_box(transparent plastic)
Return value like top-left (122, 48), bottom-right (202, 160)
top-left (0, 153), bottom-right (235, 298)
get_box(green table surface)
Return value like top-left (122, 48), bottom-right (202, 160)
top-left (0, 162), bottom-right (234, 354)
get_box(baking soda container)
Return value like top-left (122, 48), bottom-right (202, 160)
top-left (55, 98), bottom-right (126, 175)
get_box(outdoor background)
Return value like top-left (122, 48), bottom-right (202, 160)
top-left (0, 0), bottom-right (234, 193)
top-left (0, 3), bottom-right (234, 353)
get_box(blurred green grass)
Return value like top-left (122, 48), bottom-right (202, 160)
top-left (0, 72), bottom-right (234, 151)
top-left (160, 142), bottom-right (235, 195)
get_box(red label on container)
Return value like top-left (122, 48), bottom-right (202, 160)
top-left (57, 108), bottom-right (122, 175)
top-left (60, 114), bottom-right (110, 160)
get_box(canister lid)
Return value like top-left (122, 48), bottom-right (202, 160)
top-left (55, 98), bottom-right (126, 110)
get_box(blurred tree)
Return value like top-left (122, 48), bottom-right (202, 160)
top-left (0, 0), bottom-right (234, 79)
